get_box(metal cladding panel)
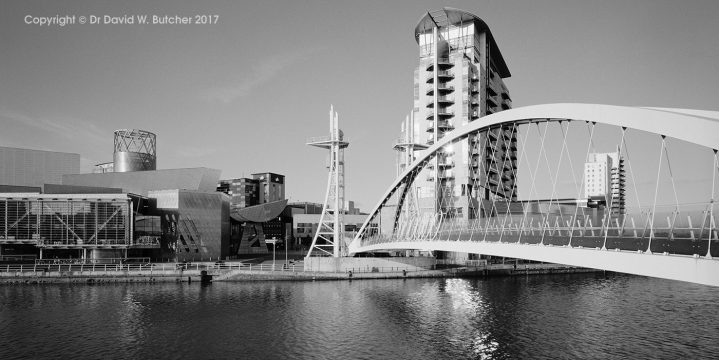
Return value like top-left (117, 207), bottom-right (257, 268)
top-left (0, 197), bottom-right (130, 246)
top-left (0, 185), bottom-right (41, 193)
top-left (172, 191), bottom-right (229, 261)
top-left (62, 168), bottom-right (221, 196)
top-left (113, 152), bottom-right (156, 172)
top-left (231, 199), bottom-right (288, 222)
top-left (149, 189), bottom-right (179, 209)
top-left (0, 147), bottom-right (80, 187)
top-left (43, 184), bottom-right (123, 194)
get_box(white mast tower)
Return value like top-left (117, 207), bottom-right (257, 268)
top-left (306, 105), bottom-right (349, 258)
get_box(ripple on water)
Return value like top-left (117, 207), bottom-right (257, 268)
top-left (1, 274), bottom-right (718, 359)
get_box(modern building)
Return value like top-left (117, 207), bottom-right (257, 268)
top-left (584, 151), bottom-right (625, 216)
top-left (392, 8), bottom-right (516, 261)
top-left (216, 173), bottom-right (288, 255)
top-left (0, 191), bottom-right (161, 261)
top-left (150, 189), bottom-right (230, 260)
top-left (0, 128), bottom-right (297, 262)
top-left (217, 172), bottom-right (285, 211)
top-left (397, 7), bottom-right (516, 224)
top-left (63, 167), bottom-right (222, 196)
top-left (0, 146), bottom-right (80, 188)
top-left (290, 200), bottom-right (371, 250)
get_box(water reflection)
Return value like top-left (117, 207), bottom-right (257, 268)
top-left (119, 291), bottom-right (147, 352)
top-left (1, 274), bottom-right (719, 359)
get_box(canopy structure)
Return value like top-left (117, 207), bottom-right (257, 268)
top-left (230, 199), bottom-right (288, 223)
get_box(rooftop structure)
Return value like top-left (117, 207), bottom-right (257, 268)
top-left (113, 129), bottom-right (156, 172)
top-left (0, 146), bottom-right (80, 188)
top-left (62, 167), bottom-right (221, 196)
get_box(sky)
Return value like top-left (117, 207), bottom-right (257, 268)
top-left (1, 0), bottom-right (718, 210)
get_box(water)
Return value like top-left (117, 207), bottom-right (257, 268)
top-left (1, 273), bottom-right (718, 359)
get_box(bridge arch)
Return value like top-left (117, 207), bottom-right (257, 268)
top-left (351, 103), bottom-right (719, 286)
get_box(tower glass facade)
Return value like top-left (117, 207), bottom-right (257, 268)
top-left (399, 8), bottom-right (516, 226)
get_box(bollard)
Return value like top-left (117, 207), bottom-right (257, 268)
top-left (200, 270), bottom-right (212, 285)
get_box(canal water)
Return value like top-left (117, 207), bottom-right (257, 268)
top-left (1, 273), bottom-right (718, 359)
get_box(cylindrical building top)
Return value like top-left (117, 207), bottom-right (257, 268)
top-left (113, 129), bottom-right (156, 172)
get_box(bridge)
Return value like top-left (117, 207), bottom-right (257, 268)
top-left (350, 104), bottom-right (719, 286)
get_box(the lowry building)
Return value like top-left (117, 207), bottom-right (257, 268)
top-left (0, 129), bottom-right (288, 262)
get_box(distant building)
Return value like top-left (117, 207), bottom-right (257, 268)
top-left (216, 173), bottom-right (288, 254)
top-left (289, 201), bottom-right (371, 249)
top-left (584, 151), bottom-right (625, 215)
top-left (217, 172), bottom-right (285, 211)
top-left (0, 146), bottom-right (80, 187)
top-left (292, 213), bottom-right (377, 249)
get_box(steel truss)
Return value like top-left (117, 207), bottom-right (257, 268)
top-left (306, 106), bottom-right (350, 257)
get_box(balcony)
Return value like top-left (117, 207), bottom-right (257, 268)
top-left (426, 95), bottom-right (455, 108)
top-left (426, 109), bottom-right (454, 120)
top-left (471, 111), bottom-right (480, 119)
top-left (426, 58), bottom-right (454, 71)
top-left (486, 96), bottom-right (498, 107)
top-left (426, 70), bottom-right (455, 83)
top-left (487, 86), bottom-right (498, 96)
top-left (436, 120), bottom-right (454, 131)
top-left (393, 137), bottom-right (429, 151)
top-left (470, 85), bottom-right (480, 94)
top-left (426, 84), bottom-right (455, 95)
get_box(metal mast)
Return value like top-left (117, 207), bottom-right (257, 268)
top-left (306, 105), bottom-right (349, 258)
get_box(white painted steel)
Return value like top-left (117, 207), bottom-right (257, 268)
top-left (306, 106), bottom-right (348, 258)
top-left (353, 104), bottom-right (719, 247)
top-left (351, 240), bottom-right (719, 287)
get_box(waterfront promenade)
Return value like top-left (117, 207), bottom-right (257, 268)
top-left (0, 260), bottom-right (600, 284)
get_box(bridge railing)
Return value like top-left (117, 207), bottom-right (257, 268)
top-left (360, 202), bottom-right (718, 257)
top-left (0, 261), bottom-right (305, 274)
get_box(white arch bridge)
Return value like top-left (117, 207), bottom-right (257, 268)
top-left (350, 104), bottom-right (719, 287)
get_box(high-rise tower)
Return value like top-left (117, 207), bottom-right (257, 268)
top-left (399, 8), bottom-right (515, 230)
top-left (584, 151), bottom-right (626, 216)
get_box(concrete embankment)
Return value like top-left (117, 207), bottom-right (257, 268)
top-left (0, 263), bottom-right (603, 285)
top-left (0, 270), bottom-right (202, 285)
top-left (215, 263), bottom-right (602, 281)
